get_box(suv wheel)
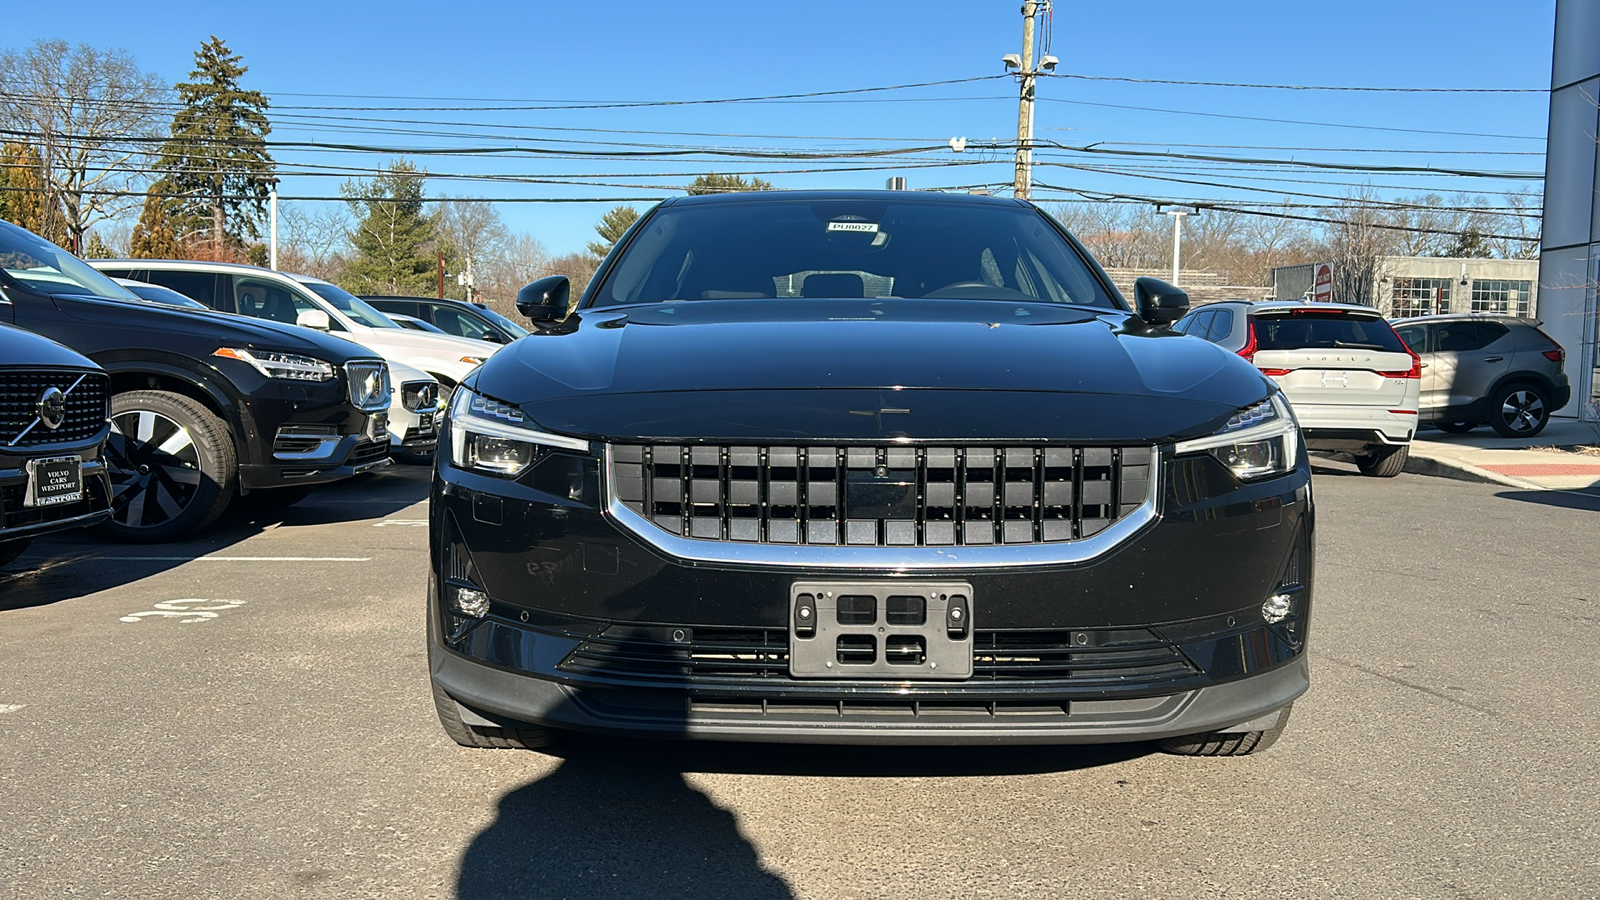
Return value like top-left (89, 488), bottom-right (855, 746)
top-left (1161, 704), bottom-right (1293, 756)
top-left (1356, 444), bottom-right (1408, 478)
top-left (1489, 383), bottom-right (1551, 438)
top-left (104, 391), bottom-right (237, 543)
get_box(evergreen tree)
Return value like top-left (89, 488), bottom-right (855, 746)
top-left (158, 36), bottom-right (274, 258)
top-left (587, 205), bottom-right (639, 259)
top-left (341, 159), bottom-right (438, 294)
top-left (82, 231), bottom-right (114, 259)
top-left (686, 173), bottom-right (773, 196)
top-left (0, 142), bottom-right (69, 244)
top-left (130, 179), bottom-right (186, 259)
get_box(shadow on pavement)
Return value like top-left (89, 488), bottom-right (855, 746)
top-left (456, 736), bottom-right (1151, 899)
top-left (1494, 488), bottom-right (1600, 511)
top-left (457, 746), bottom-right (794, 900)
top-left (0, 465), bottom-right (429, 611)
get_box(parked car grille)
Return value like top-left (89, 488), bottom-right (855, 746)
top-left (348, 439), bottom-right (390, 467)
top-left (345, 361), bottom-right (390, 412)
top-left (557, 625), bottom-right (1197, 686)
top-left (610, 443), bottom-right (1152, 547)
top-left (0, 370), bottom-right (109, 448)
top-left (1, 477), bottom-right (107, 531)
top-left (399, 380), bottom-right (437, 413)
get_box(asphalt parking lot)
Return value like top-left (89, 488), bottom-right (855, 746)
top-left (2, 461), bottom-right (1597, 899)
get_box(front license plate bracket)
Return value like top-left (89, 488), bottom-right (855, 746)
top-left (789, 581), bottom-right (973, 680)
top-left (24, 455), bottom-right (83, 508)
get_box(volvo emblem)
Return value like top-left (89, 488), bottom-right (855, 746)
top-left (37, 387), bottom-right (67, 430)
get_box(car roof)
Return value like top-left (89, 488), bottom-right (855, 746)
top-left (91, 258), bottom-right (280, 275)
top-left (1389, 312), bottom-right (1536, 325)
top-left (659, 189), bottom-right (1029, 209)
top-left (363, 294), bottom-right (476, 307)
top-left (1243, 300), bottom-right (1388, 316)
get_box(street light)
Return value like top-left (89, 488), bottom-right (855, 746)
top-left (1162, 207), bottom-right (1198, 286)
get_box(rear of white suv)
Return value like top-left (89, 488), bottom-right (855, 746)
top-left (1175, 301), bottom-right (1420, 477)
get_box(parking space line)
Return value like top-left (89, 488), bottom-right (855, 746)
top-left (0, 705), bottom-right (25, 715)
top-left (100, 556), bottom-right (373, 562)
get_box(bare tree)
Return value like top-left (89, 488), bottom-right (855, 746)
top-left (477, 232), bottom-right (552, 314)
top-left (277, 201), bottom-right (353, 281)
top-left (0, 40), bottom-right (167, 251)
top-left (437, 197), bottom-right (510, 267)
top-left (1319, 189), bottom-right (1401, 306)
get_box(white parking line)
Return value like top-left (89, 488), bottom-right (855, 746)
top-left (0, 704), bottom-right (25, 715)
top-left (100, 556), bottom-right (372, 562)
top-left (373, 519), bottom-right (427, 528)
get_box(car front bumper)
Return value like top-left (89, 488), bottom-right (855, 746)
top-left (1, 440), bottom-right (113, 544)
top-left (427, 448), bottom-right (1315, 745)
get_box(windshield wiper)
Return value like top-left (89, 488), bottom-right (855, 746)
top-left (1332, 340), bottom-right (1388, 351)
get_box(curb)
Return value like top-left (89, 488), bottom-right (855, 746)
top-left (1402, 450), bottom-right (1546, 491)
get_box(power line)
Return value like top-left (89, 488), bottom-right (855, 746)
top-left (1042, 72), bottom-right (1546, 93)
top-left (1037, 96), bottom-right (1545, 142)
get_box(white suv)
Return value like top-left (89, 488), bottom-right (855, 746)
top-left (89, 260), bottom-right (499, 389)
top-left (1174, 301), bottom-right (1421, 477)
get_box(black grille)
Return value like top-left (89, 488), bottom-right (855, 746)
top-left (400, 380), bottom-right (437, 413)
top-left (348, 439), bottom-right (390, 467)
top-left (611, 443), bottom-right (1152, 547)
top-left (0, 370), bottom-right (109, 448)
top-left (558, 625), bottom-right (1196, 686)
top-left (1, 476), bottom-right (108, 531)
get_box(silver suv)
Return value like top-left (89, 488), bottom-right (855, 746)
top-left (1391, 314), bottom-right (1570, 438)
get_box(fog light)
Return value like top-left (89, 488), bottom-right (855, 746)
top-left (452, 586), bottom-right (491, 618)
top-left (1261, 593), bottom-right (1293, 624)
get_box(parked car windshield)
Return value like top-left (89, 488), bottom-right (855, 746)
top-left (0, 220), bottom-right (139, 301)
top-left (474, 305), bottom-right (529, 338)
top-left (1253, 311), bottom-right (1409, 353)
top-left (589, 197), bottom-right (1122, 310)
top-left (302, 280), bottom-right (403, 328)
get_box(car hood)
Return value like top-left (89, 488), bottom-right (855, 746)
top-left (50, 293), bottom-right (379, 362)
top-left (1, 322), bottom-right (101, 369)
top-left (472, 299), bottom-right (1273, 443)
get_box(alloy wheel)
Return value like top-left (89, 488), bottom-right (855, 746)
top-left (106, 409), bottom-right (204, 530)
top-left (1498, 390), bottom-right (1546, 435)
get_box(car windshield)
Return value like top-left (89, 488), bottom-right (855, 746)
top-left (474, 305), bottom-right (529, 338)
top-left (1254, 311), bottom-right (1408, 353)
top-left (589, 197), bottom-right (1122, 310)
top-left (0, 221), bottom-right (139, 301)
top-left (118, 281), bottom-right (208, 310)
top-left (303, 280), bottom-right (402, 328)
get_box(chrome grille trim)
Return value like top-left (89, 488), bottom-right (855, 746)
top-left (345, 360), bottom-right (390, 412)
top-left (603, 445), bottom-right (1160, 569)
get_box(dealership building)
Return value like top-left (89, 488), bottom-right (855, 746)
top-left (1271, 258), bottom-right (1540, 320)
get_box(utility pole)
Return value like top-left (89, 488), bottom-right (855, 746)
top-left (1013, 1), bottom-right (1038, 199)
top-left (1165, 209), bottom-right (1191, 285)
top-left (268, 180), bottom-right (278, 271)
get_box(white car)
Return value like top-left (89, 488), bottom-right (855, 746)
top-left (385, 359), bottom-right (443, 461)
top-left (88, 260), bottom-right (500, 389)
top-left (1173, 300), bottom-right (1421, 477)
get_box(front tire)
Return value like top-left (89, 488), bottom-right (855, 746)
top-left (1161, 704), bottom-right (1293, 756)
top-left (103, 391), bottom-right (237, 543)
top-left (1356, 444), bottom-right (1409, 478)
top-left (1489, 383), bottom-right (1551, 438)
top-left (430, 676), bottom-right (554, 750)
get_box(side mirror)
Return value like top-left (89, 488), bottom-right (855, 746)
top-left (516, 275), bottom-right (570, 322)
top-left (1133, 277), bottom-right (1189, 327)
top-left (296, 308), bottom-right (331, 331)
top-left (481, 330), bottom-right (506, 344)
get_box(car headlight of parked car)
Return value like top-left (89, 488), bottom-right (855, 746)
top-left (447, 386), bottom-right (589, 477)
top-left (1174, 394), bottom-right (1299, 481)
top-left (212, 347), bottom-right (335, 382)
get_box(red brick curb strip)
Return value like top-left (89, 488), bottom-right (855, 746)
top-left (1480, 463), bottom-right (1600, 477)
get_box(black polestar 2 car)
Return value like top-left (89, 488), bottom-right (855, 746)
top-left (429, 191), bottom-right (1313, 755)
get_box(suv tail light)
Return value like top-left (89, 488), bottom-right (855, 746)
top-left (1238, 321), bottom-right (1259, 363)
top-left (1377, 346), bottom-right (1422, 379)
top-left (1533, 326), bottom-right (1566, 363)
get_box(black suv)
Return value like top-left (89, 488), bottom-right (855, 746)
top-left (0, 219), bottom-right (392, 542)
top-left (428, 191), bottom-right (1311, 756)
top-left (363, 295), bottom-right (528, 344)
top-left (0, 324), bottom-right (114, 567)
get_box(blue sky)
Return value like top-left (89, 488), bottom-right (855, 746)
top-left (7, 0), bottom-right (1558, 256)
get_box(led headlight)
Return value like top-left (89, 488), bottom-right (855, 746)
top-left (213, 347), bottom-right (335, 382)
top-left (447, 386), bottom-right (590, 477)
top-left (1174, 394), bottom-right (1299, 482)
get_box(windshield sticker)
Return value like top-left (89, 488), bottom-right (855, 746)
top-left (827, 222), bottom-right (880, 234)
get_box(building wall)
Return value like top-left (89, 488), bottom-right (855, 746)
top-left (1269, 258), bottom-right (1539, 318)
top-left (1537, 0), bottom-right (1600, 421)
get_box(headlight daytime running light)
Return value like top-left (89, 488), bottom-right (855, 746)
top-left (447, 386), bottom-right (590, 477)
top-left (213, 347), bottom-right (335, 382)
top-left (1174, 394), bottom-right (1299, 482)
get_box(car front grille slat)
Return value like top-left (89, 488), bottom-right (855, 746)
top-left (611, 443), bottom-right (1151, 548)
top-left (557, 626), bottom-right (1199, 685)
top-left (0, 370), bottom-right (109, 448)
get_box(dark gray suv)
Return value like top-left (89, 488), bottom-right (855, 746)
top-left (1391, 314), bottom-right (1569, 437)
